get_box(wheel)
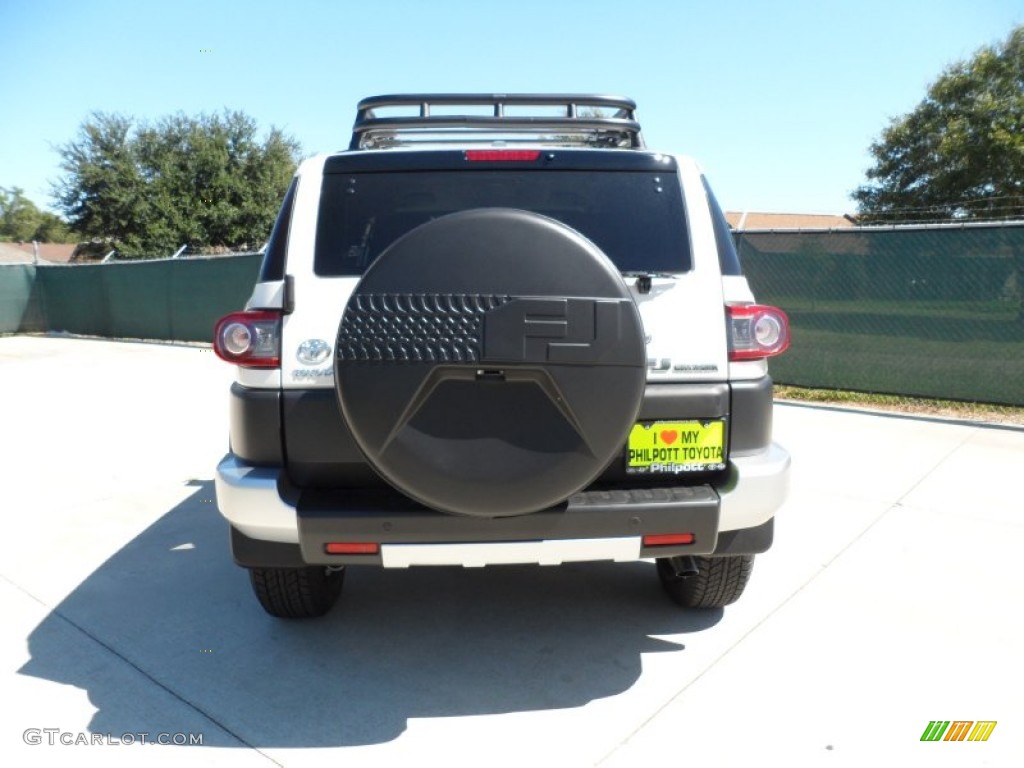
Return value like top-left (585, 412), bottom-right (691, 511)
top-left (656, 554), bottom-right (754, 608)
top-left (248, 566), bottom-right (345, 618)
top-left (334, 208), bottom-right (646, 518)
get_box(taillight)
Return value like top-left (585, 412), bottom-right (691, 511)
top-left (464, 150), bottom-right (542, 162)
top-left (727, 304), bottom-right (790, 361)
top-left (213, 310), bottom-right (281, 368)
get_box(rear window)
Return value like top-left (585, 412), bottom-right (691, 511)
top-left (258, 177), bottom-right (297, 282)
top-left (702, 177), bottom-right (743, 276)
top-left (314, 170), bottom-right (691, 276)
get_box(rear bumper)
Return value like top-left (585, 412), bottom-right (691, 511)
top-left (215, 444), bottom-right (787, 568)
top-left (215, 455), bottom-right (298, 543)
top-left (294, 485), bottom-right (721, 565)
top-left (718, 442), bottom-right (791, 532)
top-left (216, 374), bottom-right (789, 568)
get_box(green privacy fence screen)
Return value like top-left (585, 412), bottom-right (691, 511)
top-left (0, 263), bottom-right (40, 333)
top-left (4, 228), bottom-right (1023, 405)
top-left (735, 222), bottom-right (1024, 406)
top-left (0, 254), bottom-right (262, 342)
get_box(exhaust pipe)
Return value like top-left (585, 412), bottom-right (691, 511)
top-left (668, 555), bottom-right (700, 580)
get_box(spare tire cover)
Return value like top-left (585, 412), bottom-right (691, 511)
top-left (334, 208), bottom-right (646, 518)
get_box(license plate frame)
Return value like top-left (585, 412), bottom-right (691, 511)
top-left (626, 419), bottom-right (727, 475)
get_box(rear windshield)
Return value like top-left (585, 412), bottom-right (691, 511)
top-left (314, 170), bottom-right (691, 276)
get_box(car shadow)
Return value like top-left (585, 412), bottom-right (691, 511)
top-left (18, 480), bottom-right (721, 748)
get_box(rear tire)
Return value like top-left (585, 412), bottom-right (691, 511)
top-left (248, 566), bottom-right (345, 618)
top-left (656, 554), bottom-right (754, 608)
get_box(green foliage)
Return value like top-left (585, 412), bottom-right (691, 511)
top-left (0, 186), bottom-right (71, 242)
top-left (33, 212), bottom-right (71, 243)
top-left (853, 25), bottom-right (1024, 223)
top-left (52, 110), bottom-right (301, 257)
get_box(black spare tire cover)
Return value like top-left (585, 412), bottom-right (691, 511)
top-left (334, 208), bottom-right (646, 518)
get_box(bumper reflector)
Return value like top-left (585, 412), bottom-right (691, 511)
top-left (642, 533), bottom-right (695, 547)
top-left (325, 542), bottom-right (380, 555)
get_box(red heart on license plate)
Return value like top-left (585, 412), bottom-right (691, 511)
top-left (660, 430), bottom-right (678, 445)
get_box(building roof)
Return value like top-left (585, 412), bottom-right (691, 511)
top-left (0, 242), bottom-right (77, 264)
top-left (726, 211), bottom-right (857, 231)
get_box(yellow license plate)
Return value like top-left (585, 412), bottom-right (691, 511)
top-left (626, 420), bottom-right (726, 474)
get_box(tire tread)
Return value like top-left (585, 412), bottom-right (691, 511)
top-left (249, 566), bottom-right (344, 619)
top-left (657, 554), bottom-right (754, 608)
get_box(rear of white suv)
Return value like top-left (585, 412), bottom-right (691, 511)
top-left (214, 95), bottom-right (790, 618)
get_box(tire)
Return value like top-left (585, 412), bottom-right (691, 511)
top-left (335, 208), bottom-right (646, 518)
top-left (248, 566), bottom-right (345, 619)
top-left (656, 555), bottom-right (754, 608)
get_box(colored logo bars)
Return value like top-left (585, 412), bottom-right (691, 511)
top-left (921, 721), bottom-right (997, 742)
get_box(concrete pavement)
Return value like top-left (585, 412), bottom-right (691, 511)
top-left (1, 336), bottom-right (1021, 767)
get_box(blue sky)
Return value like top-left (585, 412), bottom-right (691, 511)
top-left (2, 0), bottom-right (1021, 216)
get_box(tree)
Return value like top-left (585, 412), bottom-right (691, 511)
top-left (853, 25), bottom-right (1024, 223)
top-left (32, 211), bottom-right (71, 243)
top-left (52, 110), bottom-right (301, 257)
top-left (0, 186), bottom-right (70, 242)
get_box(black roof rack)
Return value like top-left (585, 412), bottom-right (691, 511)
top-left (349, 94), bottom-right (645, 150)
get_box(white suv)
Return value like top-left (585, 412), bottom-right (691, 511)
top-left (214, 94), bottom-right (791, 618)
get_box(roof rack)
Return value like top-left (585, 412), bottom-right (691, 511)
top-left (349, 94), bottom-right (645, 150)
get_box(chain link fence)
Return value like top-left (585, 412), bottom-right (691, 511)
top-left (736, 222), bottom-right (1024, 406)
